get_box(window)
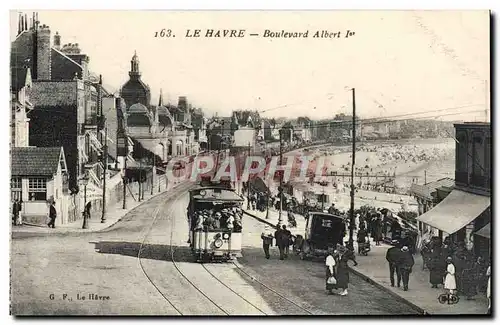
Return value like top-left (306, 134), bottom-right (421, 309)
top-left (11, 177), bottom-right (21, 190)
top-left (28, 178), bottom-right (47, 201)
top-left (472, 133), bottom-right (484, 176)
top-left (485, 136), bottom-right (491, 178)
top-left (11, 177), bottom-right (22, 201)
top-left (455, 130), bottom-right (468, 172)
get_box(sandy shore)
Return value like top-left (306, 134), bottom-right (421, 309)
top-left (279, 138), bottom-right (456, 213)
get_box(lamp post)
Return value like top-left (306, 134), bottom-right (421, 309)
top-left (81, 173), bottom-right (90, 229)
top-left (348, 87), bottom-right (356, 248)
top-left (278, 128), bottom-right (284, 227)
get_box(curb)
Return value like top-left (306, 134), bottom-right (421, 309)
top-left (244, 209), bottom-right (428, 315)
top-left (12, 182), bottom-right (186, 235)
top-left (347, 266), bottom-right (428, 315)
top-left (242, 210), bottom-right (279, 229)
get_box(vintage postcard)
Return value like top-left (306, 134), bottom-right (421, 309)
top-left (9, 10), bottom-right (491, 316)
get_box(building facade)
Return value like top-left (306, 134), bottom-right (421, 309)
top-left (10, 66), bottom-right (33, 147)
top-left (11, 146), bottom-right (69, 226)
top-left (416, 122), bottom-right (491, 257)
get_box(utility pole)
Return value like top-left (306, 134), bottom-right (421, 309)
top-left (247, 142), bottom-right (251, 208)
top-left (151, 154), bottom-right (155, 195)
top-left (101, 125), bottom-right (108, 223)
top-left (278, 129), bottom-right (284, 226)
top-left (123, 155), bottom-right (128, 209)
top-left (348, 88), bottom-right (356, 248)
top-left (424, 170), bottom-right (427, 185)
top-left (138, 160), bottom-right (142, 202)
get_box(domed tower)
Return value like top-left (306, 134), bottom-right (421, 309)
top-left (120, 51), bottom-right (151, 108)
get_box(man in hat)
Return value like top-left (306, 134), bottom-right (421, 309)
top-left (274, 224), bottom-right (287, 260)
top-left (282, 225), bottom-right (292, 258)
top-left (399, 246), bottom-right (415, 291)
top-left (386, 242), bottom-right (403, 287)
top-left (47, 201), bottom-right (57, 228)
top-left (261, 226), bottom-right (274, 259)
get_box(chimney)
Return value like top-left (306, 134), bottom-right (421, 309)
top-left (24, 14), bottom-right (27, 30)
top-left (20, 14), bottom-right (24, 33)
top-left (53, 31), bottom-right (61, 50)
top-left (36, 24), bottom-right (51, 80)
top-left (17, 13), bottom-right (21, 35)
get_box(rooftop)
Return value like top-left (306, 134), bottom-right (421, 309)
top-left (11, 147), bottom-right (64, 177)
top-left (409, 177), bottom-right (455, 200)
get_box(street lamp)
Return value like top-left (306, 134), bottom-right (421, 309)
top-left (80, 173), bottom-right (90, 229)
top-left (278, 128), bottom-right (284, 227)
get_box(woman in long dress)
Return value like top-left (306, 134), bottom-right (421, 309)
top-left (486, 265), bottom-right (491, 312)
top-left (429, 248), bottom-right (445, 288)
top-left (336, 252), bottom-right (350, 296)
top-left (325, 249), bottom-right (337, 294)
top-left (444, 257), bottom-right (457, 295)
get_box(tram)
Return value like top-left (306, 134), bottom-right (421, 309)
top-left (187, 185), bottom-right (245, 262)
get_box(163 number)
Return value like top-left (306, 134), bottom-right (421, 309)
top-left (155, 29), bottom-right (174, 38)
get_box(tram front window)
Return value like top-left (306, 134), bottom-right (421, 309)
top-left (191, 203), bottom-right (242, 233)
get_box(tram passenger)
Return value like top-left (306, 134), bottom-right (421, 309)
top-left (226, 212), bottom-right (235, 231)
top-left (195, 213), bottom-right (204, 231)
top-left (213, 212), bottom-right (222, 229)
top-left (204, 213), bottom-right (216, 230)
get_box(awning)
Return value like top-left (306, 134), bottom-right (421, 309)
top-left (416, 189), bottom-right (490, 234)
top-left (474, 223), bottom-right (490, 239)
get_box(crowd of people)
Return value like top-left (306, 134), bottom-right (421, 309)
top-left (190, 206), bottom-right (243, 232)
top-left (260, 224), bottom-right (293, 260)
top-left (421, 235), bottom-right (491, 303)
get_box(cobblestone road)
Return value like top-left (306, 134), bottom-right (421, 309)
top-left (11, 183), bottom-right (419, 315)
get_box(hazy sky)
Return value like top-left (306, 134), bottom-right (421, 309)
top-left (10, 10), bottom-right (490, 121)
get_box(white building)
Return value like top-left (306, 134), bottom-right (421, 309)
top-left (11, 146), bottom-right (69, 226)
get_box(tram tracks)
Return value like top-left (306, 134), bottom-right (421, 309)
top-left (137, 182), bottom-right (315, 315)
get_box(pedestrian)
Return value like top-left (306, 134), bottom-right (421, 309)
top-left (428, 247), bottom-right (446, 288)
top-left (325, 246), bottom-right (337, 294)
top-left (444, 256), bottom-right (457, 295)
top-left (335, 250), bottom-right (350, 296)
top-left (373, 215), bottom-right (382, 246)
top-left (486, 264), bottom-right (491, 313)
top-left (261, 227), bottom-right (274, 259)
top-left (84, 201), bottom-right (92, 219)
top-left (47, 201), bottom-right (57, 228)
top-left (386, 243), bottom-right (402, 287)
top-left (399, 246), bottom-right (414, 291)
top-left (282, 225), bottom-right (292, 258)
top-left (461, 258), bottom-right (479, 300)
top-left (274, 224), bottom-right (287, 260)
top-left (12, 198), bottom-right (21, 226)
top-left (357, 224), bottom-right (368, 255)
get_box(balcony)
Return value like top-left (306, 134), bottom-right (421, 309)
top-left (83, 115), bottom-right (105, 130)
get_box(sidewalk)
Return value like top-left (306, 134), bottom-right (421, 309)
top-left (11, 180), bottom-right (182, 234)
top-left (243, 207), bottom-right (489, 315)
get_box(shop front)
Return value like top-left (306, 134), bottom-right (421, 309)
top-left (416, 189), bottom-right (490, 254)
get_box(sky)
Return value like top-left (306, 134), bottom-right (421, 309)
top-left (9, 10), bottom-right (490, 121)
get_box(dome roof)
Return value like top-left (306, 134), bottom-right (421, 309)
top-left (157, 105), bottom-right (171, 115)
top-left (128, 103), bottom-right (149, 113)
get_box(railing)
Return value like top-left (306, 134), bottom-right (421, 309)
top-left (84, 115), bottom-right (105, 129)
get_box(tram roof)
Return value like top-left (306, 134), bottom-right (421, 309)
top-left (190, 187), bottom-right (244, 202)
top-left (308, 212), bottom-right (345, 220)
